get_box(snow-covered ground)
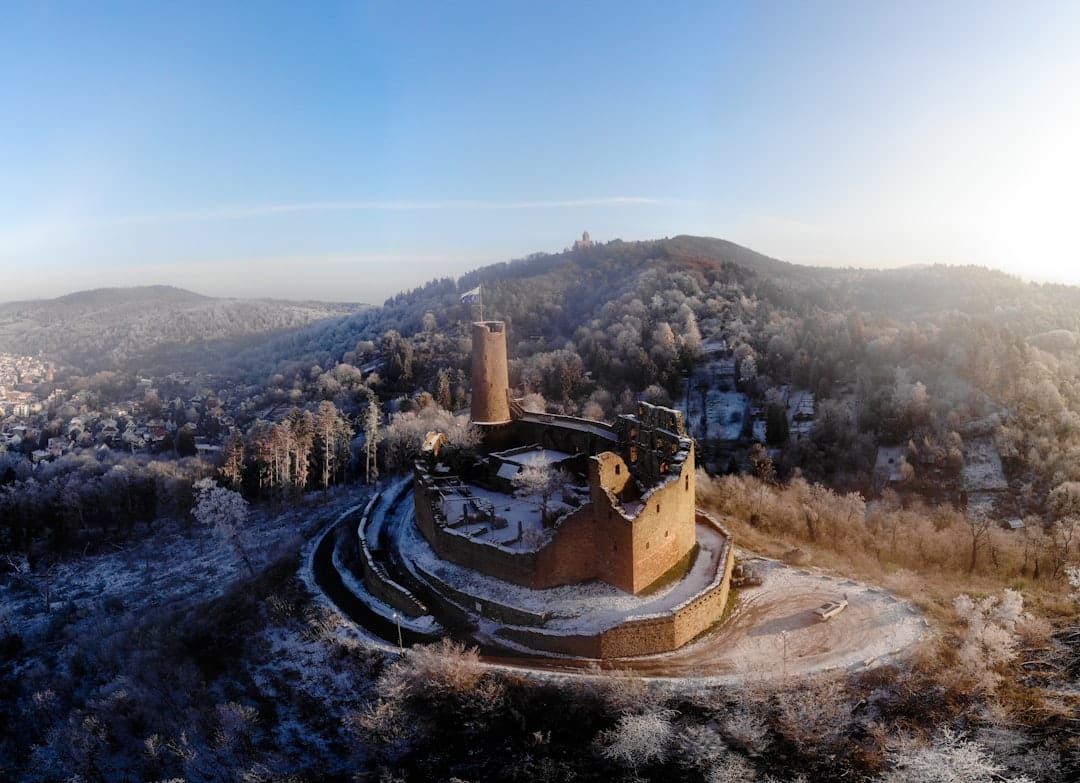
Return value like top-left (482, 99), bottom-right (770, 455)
top-left (678, 359), bottom-right (747, 442)
top-left (1, 484), bottom-right (388, 780)
top-left (962, 438), bottom-right (1008, 491)
top-left (785, 388), bottom-right (815, 438)
top-left (427, 479), bottom-right (586, 552)
top-left (0, 485), bottom-right (372, 654)
top-left (492, 446), bottom-right (575, 468)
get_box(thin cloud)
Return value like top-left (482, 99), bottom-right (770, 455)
top-left (71, 196), bottom-right (677, 229)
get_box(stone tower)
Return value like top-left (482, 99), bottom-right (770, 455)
top-left (471, 321), bottom-right (512, 425)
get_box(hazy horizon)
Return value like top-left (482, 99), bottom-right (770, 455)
top-left (1, 240), bottom-right (1074, 308)
top-left (3, 1), bottom-right (1079, 303)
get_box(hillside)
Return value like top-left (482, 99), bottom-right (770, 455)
top-left (4, 238), bottom-right (1080, 781)
top-left (0, 285), bottom-right (368, 373)
top-left (228, 234), bottom-right (1080, 381)
top-left (216, 234), bottom-right (1080, 503)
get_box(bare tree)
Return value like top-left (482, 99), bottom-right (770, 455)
top-left (364, 392), bottom-right (381, 485)
top-left (314, 400), bottom-right (352, 490)
top-left (220, 430), bottom-right (245, 490)
top-left (965, 509), bottom-right (994, 574)
top-left (4, 553), bottom-right (59, 613)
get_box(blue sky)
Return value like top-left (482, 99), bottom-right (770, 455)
top-left (2, 1), bottom-right (1078, 303)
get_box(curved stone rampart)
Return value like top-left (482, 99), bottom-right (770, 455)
top-left (356, 490), bottom-right (429, 618)
top-left (413, 561), bottom-right (550, 627)
top-left (496, 512), bottom-right (735, 658)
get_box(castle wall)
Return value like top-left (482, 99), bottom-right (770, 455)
top-left (413, 445), bottom-right (696, 595)
top-left (470, 321), bottom-right (512, 425)
top-left (509, 413), bottom-right (618, 454)
top-left (413, 473), bottom-right (541, 585)
top-left (628, 447), bottom-right (697, 593)
top-left (413, 561), bottom-right (549, 627)
top-left (498, 512), bottom-right (736, 658)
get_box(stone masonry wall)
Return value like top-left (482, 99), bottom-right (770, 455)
top-left (498, 513), bottom-right (735, 658)
top-left (626, 448), bottom-right (697, 593)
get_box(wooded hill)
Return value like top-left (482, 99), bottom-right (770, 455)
top-left (0, 285), bottom-right (366, 374)
top-left (12, 238), bottom-right (1080, 505)
top-left (234, 235), bottom-right (1080, 506)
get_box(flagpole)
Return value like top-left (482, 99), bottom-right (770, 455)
top-left (479, 285), bottom-right (483, 321)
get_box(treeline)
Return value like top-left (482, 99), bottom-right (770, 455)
top-left (0, 451), bottom-right (210, 556)
top-left (227, 400), bottom-right (357, 499)
top-left (13, 234), bottom-right (1080, 547)
top-left (696, 470), bottom-right (1080, 605)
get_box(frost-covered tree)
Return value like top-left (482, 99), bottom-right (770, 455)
top-left (953, 589), bottom-right (1024, 691)
top-left (775, 676), bottom-right (853, 754)
top-left (314, 400), bottom-right (352, 489)
top-left (380, 404), bottom-right (479, 473)
top-left (510, 463), bottom-right (567, 524)
top-left (192, 478), bottom-right (254, 575)
top-left (364, 391), bottom-right (381, 484)
top-left (878, 728), bottom-right (1036, 783)
top-left (520, 391), bottom-right (546, 414)
top-left (599, 709), bottom-right (677, 769)
top-left (220, 430), bottom-right (245, 490)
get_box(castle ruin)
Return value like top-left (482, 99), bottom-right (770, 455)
top-left (374, 318), bottom-right (736, 657)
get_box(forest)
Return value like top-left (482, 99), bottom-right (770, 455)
top-left (3, 235), bottom-right (1080, 780)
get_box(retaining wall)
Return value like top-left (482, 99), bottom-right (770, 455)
top-left (356, 490), bottom-right (429, 618)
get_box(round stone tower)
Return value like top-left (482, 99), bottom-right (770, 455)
top-left (471, 321), bottom-right (512, 425)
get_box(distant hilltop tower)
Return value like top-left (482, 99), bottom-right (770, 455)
top-left (471, 321), bottom-right (512, 425)
top-left (574, 230), bottom-right (594, 249)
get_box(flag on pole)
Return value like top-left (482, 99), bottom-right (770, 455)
top-left (460, 285), bottom-right (481, 304)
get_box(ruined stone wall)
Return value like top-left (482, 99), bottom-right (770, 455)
top-left (593, 451), bottom-right (633, 496)
top-left (615, 401), bottom-right (690, 487)
top-left (413, 473), bottom-right (541, 585)
top-left (627, 448), bottom-right (698, 593)
top-left (413, 439), bottom-right (697, 595)
top-left (414, 466), bottom-right (627, 592)
top-left (470, 321), bottom-right (512, 425)
top-left (532, 500), bottom-right (633, 589)
top-left (509, 414), bottom-right (618, 454)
